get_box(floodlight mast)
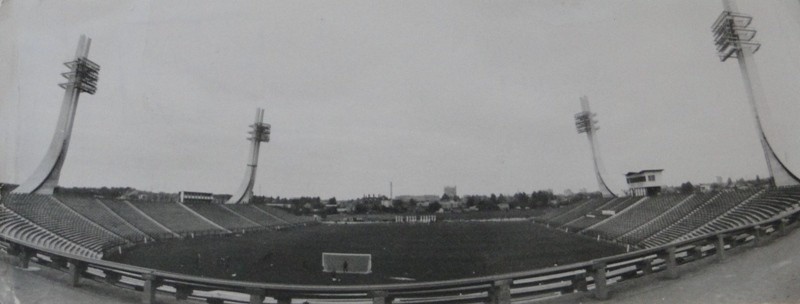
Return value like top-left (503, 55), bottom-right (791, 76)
top-left (14, 35), bottom-right (100, 194)
top-left (712, 0), bottom-right (800, 187)
top-left (226, 108), bottom-right (271, 204)
top-left (575, 96), bottom-right (617, 198)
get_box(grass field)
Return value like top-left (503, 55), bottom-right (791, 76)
top-left (105, 221), bottom-right (624, 285)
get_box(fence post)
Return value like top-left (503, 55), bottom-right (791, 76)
top-left (275, 295), bottom-right (292, 304)
top-left (753, 225), bottom-right (762, 247)
top-left (591, 262), bottom-right (609, 300)
top-left (489, 279), bottom-right (512, 304)
top-left (639, 257), bottom-right (654, 275)
top-left (715, 235), bottom-right (726, 261)
top-left (18, 247), bottom-right (31, 269)
top-left (690, 245), bottom-right (703, 260)
top-left (141, 273), bottom-right (162, 304)
top-left (662, 246), bottom-right (679, 279)
top-left (247, 288), bottom-right (265, 304)
top-left (175, 284), bottom-right (193, 300)
top-left (68, 260), bottom-right (87, 287)
top-left (104, 270), bottom-right (122, 284)
top-left (370, 290), bottom-right (391, 304)
top-left (573, 272), bottom-right (588, 292)
top-left (779, 219), bottom-right (788, 236)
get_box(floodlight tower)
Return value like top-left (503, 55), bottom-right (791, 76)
top-left (712, 0), bottom-right (800, 187)
top-left (14, 35), bottom-right (100, 194)
top-left (226, 108), bottom-right (271, 204)
top-left (575, 96), bottom-right (617, 198)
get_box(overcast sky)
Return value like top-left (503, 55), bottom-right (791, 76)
top-left (1, 1), bottom-right (799, 199)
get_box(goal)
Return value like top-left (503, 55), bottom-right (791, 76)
top-left (322, 252), bottom-right (372, 274)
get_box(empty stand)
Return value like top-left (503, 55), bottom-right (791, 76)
top-left (537, 197), bottom-right (592, 220)
top-left (546, 197), bottom-right (615, 226)
top-left (184, 202), bottom-right (260, 230)
top-left (252, 205), bottom-right (310, 224)
top-left (128, 200), bottom-right (223, 234)
top-left (226, 204), bottom-right (284, 226)
top-left (639, 189), bottom-right (762, 248)
top-left (57, 195), bottom-right (149, 242)
top-left (617, 192), bottom-right (717, 245)
top-left (0, 205), bottom-right (99, 258)
top-left (601, 196), bottom-right (642, 214)
top-left (4, 194), bottom-right (126, 252)
top-left (562, 196), bottom-right (642, 232)
top-left (683, 187), bottom-right (800, 239)
top-left (98, 199), bottom-right (176, 239)
top-left (588, 194), bottom-right (689, 240)
top-left (563, 215), bottom-right (607, 231)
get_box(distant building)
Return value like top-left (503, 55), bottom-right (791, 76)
top-left (625, 169), bottom-right (664, 196)
top-left (697, 183), bottom-right (714, 193)
top-left (395, 195), bottom-right (440, 204)
top-left (439, 200), bottom-right (463, 211)
top-left (443, 186), bottom-right (457, 199)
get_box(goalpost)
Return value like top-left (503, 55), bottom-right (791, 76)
top-left (322, 253), bottom-right (372, 274)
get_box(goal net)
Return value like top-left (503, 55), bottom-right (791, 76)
top-left (322, 252), bottom-right (372, 274)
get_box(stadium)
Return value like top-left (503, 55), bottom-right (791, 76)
top-left (3, 1), bottom-right (800, 304)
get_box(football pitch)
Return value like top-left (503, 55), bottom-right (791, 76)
top-left (106, 221), bottom-right (625, 284)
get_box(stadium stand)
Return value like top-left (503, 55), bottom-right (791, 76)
top-left (617, 192), bottom-right (717, 245)
top-left (601, 196), bottom-right (643, 214)
top-left (587, 194), bottom-right (690, 240)
top-left (3, 194), bottom-right (126, 252)
top-left (546, 197), bottom-right (615, 226)
top-left (226, 204), bottom-right (284, 226)
top-left (128, 200), bottom-right (223, 234)
top-left (681, 186), bottom-right (800, 240)
top-left (639, 189), bottom-right (763, 248)
top-left (562, 196), bottom-right (642, 231)
top-left (252, 205), bottom-right (310, 224)
top-left (0, 204), bottom-right (99, 258)
top-left (98, 199), bottom-right (176, 239)
top-left (57, 195), bottom-right (150, 242)
top-left (536, 197), bottom-right (592, 220)
top-left (563, 214), bottom-right (608, 231)
top-left (184, 202), bottom-right (260, 230)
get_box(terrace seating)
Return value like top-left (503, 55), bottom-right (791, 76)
top-left (537, 197), bottom-right (592, 220)
top-left (57, 195), bottom-right (149, 242)
top-left (601, 196), bottom-right (642, 214)
top-left (184, 202), bottom-right (260, 230)
top-left (562, 196), bottom-right (641, 232)
top-left (0, 205), bottom-right (99, 258)
top-left (3, 194), bottom-right (126, 252)
top-left (618, 192), bottom-right (718, 245)
top-left (563, 214), bottom-right (608, 231)
top-left (98, 199), bottom-right (175, 239)
top-left (226, 204), bottom-right (284, 226)
top-left (587, 194), bottom-right (689, 240)
top-left (547, 197), bottom-right (615, 226)
top-left (252, 205), bottom-right (311, 224)
top-left (129, 200), bottom-right (222, 234)
top-left (684, 187), bottom-right (800, 239)
top-left (640, 189), bottom-right (762, 248)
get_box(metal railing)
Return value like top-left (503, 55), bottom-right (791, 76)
top-left (2, 209), bottom-right (798, 304)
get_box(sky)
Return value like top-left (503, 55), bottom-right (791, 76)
top-left (1, 0), bottom-right (800, 200)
